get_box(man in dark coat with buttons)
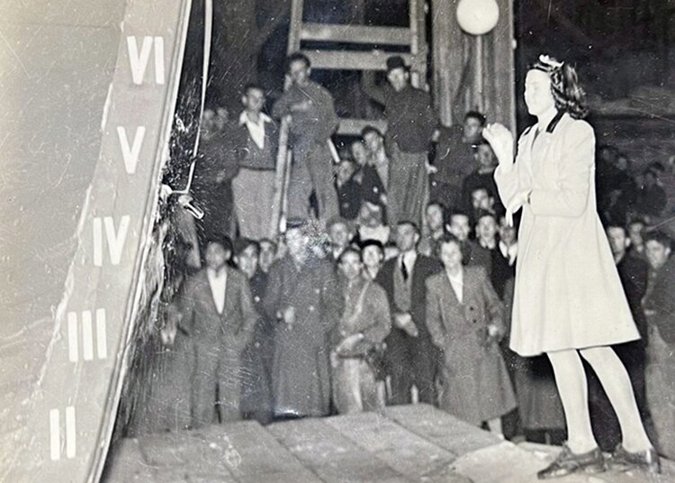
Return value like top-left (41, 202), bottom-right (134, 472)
top-left (262, 220), bottom-right (343, 418)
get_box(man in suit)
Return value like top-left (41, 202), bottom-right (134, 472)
top-left (169, 235), bottom-right (258, 428)
top-left (376, 220), bottom-right (442, 405)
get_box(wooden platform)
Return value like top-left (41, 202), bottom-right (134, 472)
top-left (103, 405), bottom-right (675, 482)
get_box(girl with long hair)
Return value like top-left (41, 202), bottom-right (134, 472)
top-left (483, 55), bottom-right (660, 479)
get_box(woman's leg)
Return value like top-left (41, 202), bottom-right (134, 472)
top-left (579, 346), bottom-right (652, 452)
top-left (547, 349), bottom-right (598, 453)
top-left (487, 417), bottom-right (504, 437)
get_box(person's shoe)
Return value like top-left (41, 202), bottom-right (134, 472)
top-left (607, 444), bottom-right (661, 474)
top-left (537, 443), bottom-right (605, 479)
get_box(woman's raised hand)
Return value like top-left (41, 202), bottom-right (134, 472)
top-left (483, 123), bottom-right (514, 166)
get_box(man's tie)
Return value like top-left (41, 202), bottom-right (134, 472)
top-left (401, 258), bottom-right (409, 281)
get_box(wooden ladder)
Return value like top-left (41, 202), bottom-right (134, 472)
top-left (270, 0), bottom-right (428, 236)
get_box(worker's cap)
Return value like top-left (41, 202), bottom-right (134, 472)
top-left (386, 56), bottom-right (407, 73)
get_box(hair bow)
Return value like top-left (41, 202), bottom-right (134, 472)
top-left (538, 54), bottom-right (564, 69)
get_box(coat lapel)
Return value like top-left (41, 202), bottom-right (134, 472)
top-left (439, 272), bottom-right (460, 307)
top-left (223, 267), bottom-right (236, 318)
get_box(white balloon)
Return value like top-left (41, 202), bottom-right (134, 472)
top-left (456, 0), bottom-right (500, 36)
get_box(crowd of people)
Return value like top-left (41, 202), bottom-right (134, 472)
top-left (153, 52), bottom-right (674, 469)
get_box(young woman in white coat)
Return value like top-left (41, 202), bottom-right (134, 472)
top-left (483, 55), bottom-right (660, 479)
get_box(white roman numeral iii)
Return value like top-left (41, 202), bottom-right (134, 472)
top-left (67, 309), bottom-right (108, 362)
top-left (92, 215), bottom-right (130, 266)
top-left (126, 36), bottom-right (165, 85)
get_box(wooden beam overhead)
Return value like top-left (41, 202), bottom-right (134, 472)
top-left (303, 50), bottom-right (418, 71)
top-left (336, 117), bottom-right (388, 136)
top-left (301, 23), bottom-right (412, 46)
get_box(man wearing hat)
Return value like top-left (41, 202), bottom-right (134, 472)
top-left (362, 56), bottom-right (437, 228)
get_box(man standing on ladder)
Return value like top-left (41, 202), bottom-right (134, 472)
top-left (273, 52), bottom-right (339, 223)
top-left (363, 56), bottom-right (437, 229)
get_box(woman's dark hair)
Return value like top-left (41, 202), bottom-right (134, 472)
top-left (205, 234), bottom-right (233, 254)
top-left (439, 232), bottom-right (462, 248)
top-left (359, 239), bottom-right (385, 254)
top-left (338, 246), bottom-right (362, 263)
top-left (464, 110), bottom-right (487, 126)
top-left (361, 125), bottom-right (383, 139)
top-left (644, 231), bottom-right (673, 250)
top-left (532, 55), bottom-right (588, 120)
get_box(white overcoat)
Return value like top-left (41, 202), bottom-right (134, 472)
top-left (495, 112), bottom-right (639, 356)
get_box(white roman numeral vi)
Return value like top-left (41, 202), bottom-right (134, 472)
top-left (126, 36), bottom-right (165, 85)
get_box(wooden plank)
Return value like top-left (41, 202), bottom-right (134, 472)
top-left (304, 50), bottom-right (416, 71)
top-left (431, 0), bottom-right (453, 126)
top-left (194, 422), bottom-right (316, 479)
top-left (288, 0), bottom-right (304, 53)
top-left (267, 418), bottom-right (403, 482)
top-left (325, 412), bottom-right (456, 479)
top-left (336, 118), bottom-right (387, 136)
top-left (383, 404), bottom-right (501, 456)
top-left (493, 0), bottom-right (516, 132)
top-left (300, 23), bottom-right (412, 46)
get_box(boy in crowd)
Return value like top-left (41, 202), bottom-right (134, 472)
top-left (447, 209), bottom-right (481, 268)
top-left (642, 231), bottom-right (675, 460)
top-left (192, 107), bottom-right (243, 250)
top-left (326, 216), bottom-right (353, 265)
top-left (354, 200), bottom-right (391, 246)
top-left (469, 186), bottom-right (499, 224)
top-left (418, 201), bottom-right (448, 259)
top-left (627, 218), bottom-right (647, 260)
top-left (258, 238), bottom-right (278, 274)
top-left (234, 239), bottom-right (274, 424)
top-left (636, 166), bottom-right (667, 221)
top-left (272, 53), bottom-right (339, 221)
top-left (331, 247), bottom-right (391, 414)
top-left (361, 125), bottom-right (389, 207)
top-left (350, 138), bottom-right (369, 168)
top-left (335, 159), bottom-right (362, 221)
top-left (361, 239), bottom-right (385, 281)
top-left (461, 141), bottom-right (502, 216)
top-left (433, 111), bottom-right (486, 210)
top-left (233, 84), bottom-right (279, 240)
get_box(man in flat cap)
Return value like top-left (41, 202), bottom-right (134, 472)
top-left (362, 56), bottom-right (438, 229)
